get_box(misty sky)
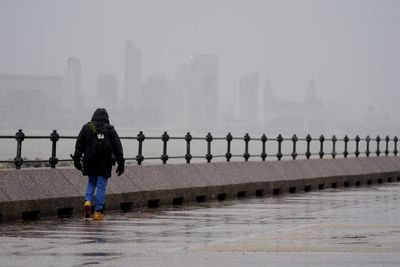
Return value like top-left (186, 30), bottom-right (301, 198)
top-left (1, 0), bottom-right (399, 116)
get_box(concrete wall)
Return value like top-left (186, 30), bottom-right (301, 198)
top-left (1, 157), bottom-right (400, 221)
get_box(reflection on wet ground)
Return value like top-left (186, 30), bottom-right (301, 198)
top-left (1, 183), bottom-right (400, 266)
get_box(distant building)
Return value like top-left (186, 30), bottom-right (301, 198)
top-left (124, 41), bottom-right (142, 109)
top-left (259, 78), bottom-right (326, 134)
top-left (304, 79), bottom-right (323, 108)
top-left (63, 57), bottom-right (81, 110)
top-left (238, 72), bottom-right (259, 126)
top-left (364, 106), bottom-right (390, 123)
top-left (263, 78), bottom-right (274, 107)
top-left (191, 54), bottom-right (219, 128)
top-left (0, 74), bottom-right (63, 127)
top-left (141, 75), bottom-right (174, 127)
top-left (174, 63), bottom-right (196, 129)
top-left (97, 74), bottom-right (118, 106)
top-left (174, 54), bottom-right (219, 129)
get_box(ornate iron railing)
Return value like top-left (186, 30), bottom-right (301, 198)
top-left (0, 129), bottom-right (398, 169)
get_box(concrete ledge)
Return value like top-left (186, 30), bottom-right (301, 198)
top-left (1, 157), bottom-right (400, 221)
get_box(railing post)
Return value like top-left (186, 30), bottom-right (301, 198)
top-left (366, 135), bottom-right (371, 157)
top-left (305, 134), bottom-right (312, 159)
top-left (161, 131), bottom-right (169, 164)
top-left (355, 135), bottom-right (360, 158)
top-left (376, 135), bottom-right (381, 156)
top-left (394, 136), bottom-right (398, 156)
top-left (14, 129), bottom-right (25, 169)
top-left (331, 135), bottom-right (337, 159)
top-left (226, 132), bottom-right (233, 162)
top-left (136, 131), bottom-right (145, 165)
top-left (49, 130), bottom-right (59, 168)
top-left (277, 134), bottom-right (283, 161)
top-left (385, 136), bottom-right (390, 156)
top-left (319, 135), bottom-right (325, 159)
top-left (261, 134), bottom-right (267, 161)
top-left (205, 132), bottom-right (213, 163)
top-left (291, 134), bottom-right (298, 160)
top-left (243, 133), bottom-right (250, 161)
top-left (185, 132), bottom-right (192, 164)
top-left (343, 135), bottom-right (349, 158)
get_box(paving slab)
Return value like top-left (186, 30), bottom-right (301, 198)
top-left (0, 169), bottom-right (48, 201)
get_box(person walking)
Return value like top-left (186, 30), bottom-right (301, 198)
top-left (71, 108), bottom-right (125, 220)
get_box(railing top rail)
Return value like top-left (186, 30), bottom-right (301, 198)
top-left (1, 134), bottom-right (398, 139)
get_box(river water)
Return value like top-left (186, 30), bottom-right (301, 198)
top-left (1, 183), bottom-right (400, 266)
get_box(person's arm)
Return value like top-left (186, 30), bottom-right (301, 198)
top-left (73, 125), bottom-right (86, 160)
top-left (110, 127), bottom-right (125, 175)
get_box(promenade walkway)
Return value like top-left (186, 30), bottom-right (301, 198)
top-left (1, 183), bottom-right (399, 267)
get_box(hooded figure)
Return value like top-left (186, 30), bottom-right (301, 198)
top-left (72, 108), bottom-right (125, 220)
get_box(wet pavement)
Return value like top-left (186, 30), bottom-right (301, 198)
top-left (1, 183), bottom-right (400, 267)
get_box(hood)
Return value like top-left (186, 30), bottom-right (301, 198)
top-left (91, 108), bottom-right (110, 124)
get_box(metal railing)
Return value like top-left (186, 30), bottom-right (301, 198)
top-left (0, 129), bottom-right (398, 169)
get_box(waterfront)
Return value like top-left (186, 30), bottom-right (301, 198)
top-left (1, 183), bottom-right (400, 266)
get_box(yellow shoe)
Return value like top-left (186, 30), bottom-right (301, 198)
top-left (93, 211), bottom-right (104, 221)
top-left (84, 201), bottom-right (91, 218)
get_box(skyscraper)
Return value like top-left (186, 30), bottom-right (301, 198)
top-left (124, 41), bottom-right (142, 109)
top-left (174, 63), bottom-right (196, 128)
top-left (142, 74), bottom-right (173, 127)
top-left (190, 54), bottom-right (219, 129)
top-left (63, 57), bottom-right (81, 110)
top-left (261, 77), bottom-right (275, 124)
top-left (238, 72), bottom-right (259, 125)
top-left (305, 79), bottom-right (322, 107)
top-left (173, 54), bottom-right (219, 130)
top-left (263, 78), bottom-right (274, 105)
top-left (97, 74), bottom-right (118, 106)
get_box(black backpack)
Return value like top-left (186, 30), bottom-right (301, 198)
top-left (88, 122), bottom-right (113, 162)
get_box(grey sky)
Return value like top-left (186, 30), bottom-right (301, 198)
top-left (0, 0), bottom-right (399, 113)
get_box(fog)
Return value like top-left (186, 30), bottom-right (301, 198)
top-left (1, 0), bottom-right (399, 137)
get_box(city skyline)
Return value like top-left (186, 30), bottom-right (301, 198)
top-left (0, 0), bottom-right (399, 136)
top-left (0, 45), bottom-right (393, 137)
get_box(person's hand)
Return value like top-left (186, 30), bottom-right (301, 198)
top-left (70, 154), bottom-right (82, 171)
top-left (116, 164), bottom-right (124, 176)
top-left (74, 160), bottom-right (83, 171)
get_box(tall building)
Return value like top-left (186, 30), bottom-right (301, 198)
top-left (191, 54), bottom-right (219, 128)
top-left (238, 72), bottom-right (259, 125)
top-left (305, 79), bottom-right (322, 107)
top-left (124, 41), bottom-right (142, 109)
top-left (174, 64), bottom-right (196, 129)
top-left (263, 78), bottom-right (274, 105)
top-left (261, 77), bottom-right (275, 124)
top-left (63, 57), bottom-right (81, 110)
top-left (303, 79), bottom-right (324, 132)
top-left (175, 54), bottom-right (219, 129)
top-left (97, 74), bottom-right (118, 106)
top-left (142, 75), bottom-right (173, 127)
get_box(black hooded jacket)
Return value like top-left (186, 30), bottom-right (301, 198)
top-left (73, 108), bottom-right (124, 178)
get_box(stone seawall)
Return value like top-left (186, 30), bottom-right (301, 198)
top-left (1, 157), bottom-right (400, 221)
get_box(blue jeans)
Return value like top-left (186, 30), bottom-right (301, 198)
top-left (85, 176), bottom-right (108, 212)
